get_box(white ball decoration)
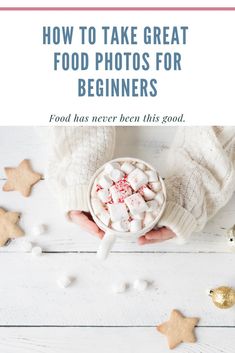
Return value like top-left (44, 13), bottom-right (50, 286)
top-left (21, 240), bottom-right (33, 252)
top-left (112, 281), bottom-right (127, 294)
top-left (133, 279), bottom-right (148, 292)
top-left (57, 275), bottom-right (72, 288)
top-left (31, 246), bottom-right (42, 256)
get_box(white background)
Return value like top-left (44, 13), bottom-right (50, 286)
top-left (0, 3), bottom-right (234, 125)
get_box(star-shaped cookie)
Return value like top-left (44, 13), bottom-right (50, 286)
top-left (0, 208), bottom-right (24, 246)
top-left (3, 159), bottom-right (42, 197)
top-left (157, 309), bottom-right (199, 349)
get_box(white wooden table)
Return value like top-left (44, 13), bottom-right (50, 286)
top-left (0, 127), bottom-right (234, 353)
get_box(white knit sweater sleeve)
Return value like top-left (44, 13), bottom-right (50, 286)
top-left (159, 127), bottom-right (235, 243)
top-left (45, 127), bottom-right (116, 212)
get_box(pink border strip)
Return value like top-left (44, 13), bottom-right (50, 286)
top-left (0, 7), bottom-right (235, 11)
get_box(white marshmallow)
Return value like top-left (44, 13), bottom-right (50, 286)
top-left (130, 219), bottom-right (142, 232)
top-left (99, 210), bottom-right (110, 226)
top-left (57, 275), bottom-right (72, 288)
top-left (110, 183), bottom-right (132, 203)
top-left (21, 240), bottom-right (33, 252)
top-left (142, 187), bottom-right (156, 201)
top-left (112, 219), bottom-right (129, 232)
top-left (99, 175), bottom-right (113, 189)
top-left (110, 169), bottom-right (124, 182)
top-left (146, 200), bottom-right (159, 212)
top-left (127, 168), bottom-right (148, 191)
top-left (121, 162), bottom-right (135, 174)
top-left (91, 198), bottom-right (105, 214)
top-left (149, 182), bottom-right (162, 192)
top-left (132, 212), bottom-right (145, 220)
top-left (104, 162), bottom-right (120, 174)
top-left (110, 185), bottom-right (122, 203)
top-left (155, 191), bottom-right (165, 205)
top-left (112, 281), bottom-right (127, 294)
top-left (97, 188), bottom-right (110, 203)
top-left (31, 246), bottom-right (42, 256)
top-left (143, 212), bottom-right (155, 227)
top-left (135, 162), bottom-right (146, 171)
top-left (31, 224), bottom-right (46, 236)
top-left (133, 279), bottom-right (148, 292)
top-left (125, 193), bottom-right (148, 215)
top-left (108, 203), bottom-right (129, 222)
top-left (145, 170), bottom-right (158, 182)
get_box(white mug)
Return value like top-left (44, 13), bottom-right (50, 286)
top-left (87, 158), bottom-right (166, 260)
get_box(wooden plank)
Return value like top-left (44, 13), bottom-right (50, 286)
top-left (0, 178), bottom-right (233, 253)
top-left (0, 253), bottom-right (234, 326)
top-left (0, 327), bottom-right (234, 353)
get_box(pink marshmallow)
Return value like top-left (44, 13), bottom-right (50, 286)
top-left (112, 219), bottom-right (130, 232)
top-left (124, 193), bottom-right (148, 215)
top-left (143, 212), bottom-right (155, 227)
top-left (97, 189), bottom-right (110, 203)
top-left (132, 212), bottom-right (145, 220)
top-left (149, 181), bottom-right (162, 192)
top-left (130, 219), bottom-right (142, 232)
top-left (108, 203), bottom-right (129, 222)
top-left (110, 169), bottom-right (124, 182)
top-left (146, 200), bottom-right (159, 212)
top-left (127, 168), bottom-right (148, 191)
top-left (104, 162), bottom-right (121, 174)
top-left (142, 186), bottom-right (156, 201)
top-left (99, 175), bottom-right (113, 189)
top-left (145, 170), bottom-right (158, 182)
top-left (99, 210), bottom-right (111, 226)
top-left (121, 161), bottom-right (135, 174)
top-left (110, 180), bottom-right (132, 203)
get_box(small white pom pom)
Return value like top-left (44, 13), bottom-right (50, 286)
top-left (133, 279), bottom-right (148, 292)
top-left (57, 275), bottom-right (72, 288)
top-left (21, 240), bottom-right (33, 252)
top-left (31, 224), bottom-right (46, 236)
top-left (31, 246), bottom-right (42, 256)
top-left (112, 281), bottom-right (127, 294)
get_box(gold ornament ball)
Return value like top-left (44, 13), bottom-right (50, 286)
top-left (209, 286), bottom-right (235, 309)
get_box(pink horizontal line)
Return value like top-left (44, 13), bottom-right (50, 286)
top-left (0, 7), bottom-right (235, 11)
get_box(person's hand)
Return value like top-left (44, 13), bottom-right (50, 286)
top-left (138, 227), bottom-right (176, 245)
top-left (69, 211), bottom-right (175, 244)
top-left (69, 211), bottom-right (104, 239)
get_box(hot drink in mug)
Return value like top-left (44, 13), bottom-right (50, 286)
top-left (87, 158), bottom-right (166, 260)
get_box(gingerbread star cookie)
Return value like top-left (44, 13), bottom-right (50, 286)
top-left (157, 309), bottom-right (199, 349)
top-left (3, 159), bottom-right (42, 197)
top-left (0, 208), bottom-right (24, 246)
